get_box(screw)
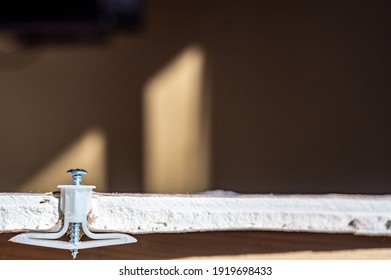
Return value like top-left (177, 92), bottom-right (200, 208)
top-left (67, 168), bottom-right (88, 186)
top-left (66, 168), bottom-right (88, 259)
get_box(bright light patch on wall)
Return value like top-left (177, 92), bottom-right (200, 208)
top-left (143, 46), bottom-right (210, 194)
top-left (18, 128), bottom-right (107, 192)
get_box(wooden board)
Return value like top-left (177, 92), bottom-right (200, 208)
top-left (1, 231), bottom-right (391, 260)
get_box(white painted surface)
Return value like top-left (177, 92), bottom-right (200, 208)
top-left (0, 193), bottom-right (59, 232)
top-left (1, 192), bottom-right (391, 236)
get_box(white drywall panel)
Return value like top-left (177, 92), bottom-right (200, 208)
top-left (1, 192), bottom-right (391, 236)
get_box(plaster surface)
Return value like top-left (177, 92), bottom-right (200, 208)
top-left (1, 192), bottom-right (391, 236)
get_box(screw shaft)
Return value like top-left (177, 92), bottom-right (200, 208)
top-left (70, 223), bottom-right (81, 259)
top-left (72, 175), bottom-right (83, 185)
top-left (66, 168), bottom-right (88, 259)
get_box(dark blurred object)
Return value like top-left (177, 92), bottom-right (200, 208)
top-left (0, 0), bottom-right (141, 44)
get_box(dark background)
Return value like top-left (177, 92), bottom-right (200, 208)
top-left (0, 0), bottom-right (390, 194)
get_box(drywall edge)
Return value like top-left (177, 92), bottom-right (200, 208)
top-left (1, 192), bottom-right (391, 236)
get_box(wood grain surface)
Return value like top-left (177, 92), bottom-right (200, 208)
top-left (1, 231), bottom-right (391, 260)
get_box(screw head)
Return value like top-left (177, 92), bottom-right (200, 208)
top-left (67, 168), bottom-right (88, 185)
top-left (67, 168), bottom-right (88, 176)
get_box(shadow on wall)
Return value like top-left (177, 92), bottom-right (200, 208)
top-left (14, 45), bottom-right (212, 194)
top-left (17, 128), bottom-right (107, 192)
top-left (0, 1), bottom-right (390, 194)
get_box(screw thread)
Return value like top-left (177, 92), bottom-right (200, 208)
top-left (70, 223), bottom-right (81, 259)
top-left (70, 223), bottom-right (81, 244)
top-left (72, 174), bottom-right (82, 185)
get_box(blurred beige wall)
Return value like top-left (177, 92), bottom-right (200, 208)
top-left (0, 1), bottom-right (390, 194)
top-left (143, 46), bottom-right (210, 193)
